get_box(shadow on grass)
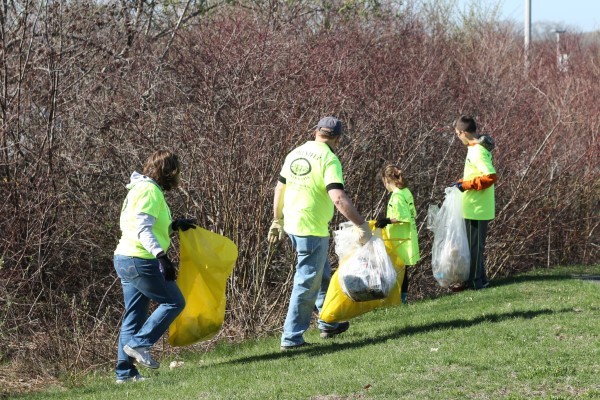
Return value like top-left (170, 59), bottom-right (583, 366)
top-left (488, 274), bottom-right (574, 288)
top-left (571, 274), bottom-right (600, 283)
top-left (420, 274), bottom-right (580, 302)
top-left (224, 308), bottom-right (573, 366)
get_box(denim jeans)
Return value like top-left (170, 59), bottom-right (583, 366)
top-left (281, 235), bottom-right (340, 347)
top-left (113, 255), bottom-right (185, 379)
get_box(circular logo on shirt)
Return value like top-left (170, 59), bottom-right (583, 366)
top-left (290, 158), bottom-right (311, 176)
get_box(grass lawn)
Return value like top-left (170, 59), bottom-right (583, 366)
top-left (14, 265), bottom-right (600, 399)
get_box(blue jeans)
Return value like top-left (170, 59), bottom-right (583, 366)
top-left (113, 255), bottom-right (185, 379)
top-left (281, 235), bottom-right (340, 347)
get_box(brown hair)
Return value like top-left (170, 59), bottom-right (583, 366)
top-left (142, 150), bottom-right (180, 191)
top-left (453, 115), bottom-right (477, 133)
top-left (380, 164), bottom-right (407, 189)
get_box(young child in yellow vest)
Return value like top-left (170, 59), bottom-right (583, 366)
top-left (375, 165), bottom-right (421, 304)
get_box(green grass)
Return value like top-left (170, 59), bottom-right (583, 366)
top-left (15, 265), bottom-right (600, 399)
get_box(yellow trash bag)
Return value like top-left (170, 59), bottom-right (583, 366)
top-left (319, 221), bottom-right (406, 324)
top-left (168, 227), bottom-right (238, 347)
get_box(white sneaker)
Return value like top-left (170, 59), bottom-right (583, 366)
top-left (123, 345), bottom-right (160, 369)
top-left (115, 374), bottom-right (146, 384)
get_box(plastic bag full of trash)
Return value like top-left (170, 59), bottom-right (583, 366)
top-left (429, 187), bottom-right (470, 287)
top-left (337, 234), bottom-right (397, 302)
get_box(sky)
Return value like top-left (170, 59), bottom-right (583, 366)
top-left (458, 0), bottom-right (600, 32)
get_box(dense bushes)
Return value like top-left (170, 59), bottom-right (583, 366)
top-left (0, 1), bottom-right (597, 391)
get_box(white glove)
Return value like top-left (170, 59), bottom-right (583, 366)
top-left (268, 218), bottom-right (285, 244)
top-left (356, 221), bottom-right (372, 245)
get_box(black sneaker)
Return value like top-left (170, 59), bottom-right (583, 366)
top-left (280, 342), bottom-right (311, 352)
top-left (320, 321), bottom-right (350, 339)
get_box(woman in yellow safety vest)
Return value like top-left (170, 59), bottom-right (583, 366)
top-left (113, 150), bottom-right (196, 383)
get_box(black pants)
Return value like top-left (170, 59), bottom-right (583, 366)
top-left (401, 267), bottom-right (408, 294)
top-left (465, 219), bottom-right (490, 289)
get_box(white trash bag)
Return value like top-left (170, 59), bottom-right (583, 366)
top-left (429, 187), bottom-right (470, 287)
top-left (333, 222), bottom-right (362, 264)
top-left (334, 224), bottom-right (397, 302)
top-left (427, 204), bottom-right (440, 230)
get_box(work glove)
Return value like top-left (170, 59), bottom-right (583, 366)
top-left (356, 221), bottom-right (372, 245)
top-left (157, 251), bottom-right (177, 281)
top-left (451, 182), bottom-right (464, 192)
top-left (375, 218), bottom-right (392, 229)
top-left (268, 218), bottom-right (285, 244)
top-left (171, 218), bottom-right (197, 231)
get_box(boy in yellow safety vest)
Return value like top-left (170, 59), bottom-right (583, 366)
top-left (450, 115), bottom-right (497, 291)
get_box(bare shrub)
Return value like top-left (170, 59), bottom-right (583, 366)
top-left (0, 1), bottom-right (597, 394)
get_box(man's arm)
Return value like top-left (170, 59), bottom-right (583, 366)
top-left (328, 188), bottom-right (366, 225)
top-left (328, 188), bottom-right (371, 244)
top-left (273, 181), bottom-right (285, 220)
top-left (268, 181), bottom-right (286, 244)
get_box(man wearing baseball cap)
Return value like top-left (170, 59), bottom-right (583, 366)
top-left (268, 116), bottom-right (372, 350)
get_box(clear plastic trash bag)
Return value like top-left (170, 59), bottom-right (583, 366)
top-left (427, 204), bottom-right (440, 230)
top-left (333, 221), bottom-right (361, 264)
top-left (320, 222), bottom-right (403, 323)
top-left (335, 225), bottom-right (397, 302)
top-left (429, 187), bottom-right (470, 287)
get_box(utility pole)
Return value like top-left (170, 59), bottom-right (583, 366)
top-left (524, 0), bottom-right (531, 75)
top-left (555, 29), bottom-right (567, 71)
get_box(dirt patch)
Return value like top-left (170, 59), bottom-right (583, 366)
top-left (0, 364), bottom-right (63, 398)
top-left (311, 394), bottom-right (366, 400)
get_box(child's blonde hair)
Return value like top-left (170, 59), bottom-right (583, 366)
top-left (380, 164), bottom-right (407, 189)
